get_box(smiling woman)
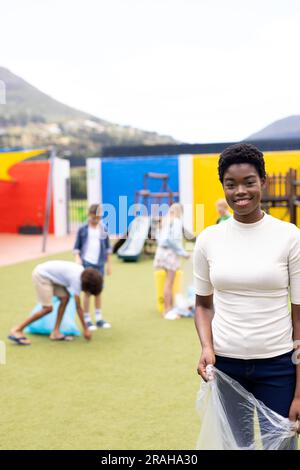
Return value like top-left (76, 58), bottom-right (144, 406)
top-left (219, 143), bottom-right (267, 223)
top-left (193, 143), bottom-right (300, 449)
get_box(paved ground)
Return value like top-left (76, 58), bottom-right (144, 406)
top-left (0, 233), bottom-right (75, 266)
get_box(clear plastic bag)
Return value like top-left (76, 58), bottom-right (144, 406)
top-left (196, 365), bottom-right (299, 450)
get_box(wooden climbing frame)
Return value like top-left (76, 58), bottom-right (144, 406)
top-left (261, 168), bottom-right (300, 225)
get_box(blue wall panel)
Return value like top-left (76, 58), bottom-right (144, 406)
top-left (101, 156), bottom-right (179, 234)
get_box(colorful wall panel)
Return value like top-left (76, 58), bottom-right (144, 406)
top-left (193, 150), bottom-right (300, 233)
top-left (0, 161), bottom-right (54, 233)
top-left (193, 153), bottom-right (222, 231)
top-left (100, 156), bottom-right (180, 234)
top-left (88, 148), bottom-right (300, 237)
top-left (0, 157), bottom-right (70, 235)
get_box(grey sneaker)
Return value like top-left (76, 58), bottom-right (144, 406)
top-left (96, 319), bottom-right (112, 329)
top-left (86, 320), bottom-right (97, 331)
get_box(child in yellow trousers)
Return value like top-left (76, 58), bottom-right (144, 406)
top-left (153, 204), bottom-right (189, 320)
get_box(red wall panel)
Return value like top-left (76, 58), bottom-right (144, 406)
top-left (0, 161), bottom-right (54, 233)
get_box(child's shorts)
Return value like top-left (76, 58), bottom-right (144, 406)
top-left (82, 260), bottom-right (105, 290)
top-left (32, 268), bottom-right (68, 307)
top-left (153, 246), bottom-right (180, 272)
top-left (82, 260), bottom-right (105, 276)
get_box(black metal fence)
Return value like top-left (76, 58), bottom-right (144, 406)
top-left (67, 169), bottom-right (88, 232)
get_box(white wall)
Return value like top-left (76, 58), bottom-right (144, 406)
top-left (87, 158), bottom-right (102, 205)
top-left (53, 157), bottom-right (70, 236)
top-left (179, 154), bottom-right (194, 233)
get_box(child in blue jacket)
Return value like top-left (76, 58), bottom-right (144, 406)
top-left (74, 204), bottom-right (112, 330)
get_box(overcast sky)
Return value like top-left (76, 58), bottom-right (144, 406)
top-left (1, 0), bottom-right (300, 143)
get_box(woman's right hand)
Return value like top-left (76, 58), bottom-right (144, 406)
top-left (197, 346), bottom-right (216, 381)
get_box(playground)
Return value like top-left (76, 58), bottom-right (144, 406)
top-left (0, 251), bottom-right (200, 450)
top-left (1, 144), bottom-right (300, 450)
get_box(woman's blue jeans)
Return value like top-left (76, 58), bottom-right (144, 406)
top-left (215, 351), bottom-right (297, 449)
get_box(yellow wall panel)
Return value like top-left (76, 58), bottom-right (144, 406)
top-left (193, 150), bottom-right (300, 232)
top-left (193, 153), bottom-right (223, 232)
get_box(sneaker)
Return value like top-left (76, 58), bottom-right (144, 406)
top-left (96, 319), bottom-right (112, 329)
top-left (164, 309), bottom-right (180, 320)
top-left (85, 321), bottom-right (97, 331)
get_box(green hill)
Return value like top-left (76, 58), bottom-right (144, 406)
top-left (0, 67), bottom-right (177, 156)
top-left (0, 66), bottom-right (93, 125)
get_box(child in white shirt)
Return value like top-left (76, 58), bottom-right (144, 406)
top-left (74, 204), bottom-right (112, 330)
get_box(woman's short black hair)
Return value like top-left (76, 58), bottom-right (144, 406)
top-left (81, 268), bottom-right (103, 296)
top-left (218, 143), bottom-right (266, 183)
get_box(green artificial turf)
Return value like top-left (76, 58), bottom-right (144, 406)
top-left (0, 253), bottom-right (200, 450)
